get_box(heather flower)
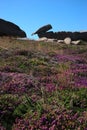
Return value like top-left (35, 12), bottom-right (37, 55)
top-left (45, 83), bottom-right (56, 92)
top-left (59, 86), bottom-right (65, 90)
top-left (0, 71), bottom-right (39, 94)
top-left (75, 77), bottom-right (87, 88)
top-left (49, 124), bottom-right (56, 130)
top-left (54, 54), bottom-right (81, 63)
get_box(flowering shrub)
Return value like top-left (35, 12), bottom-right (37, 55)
top-left (12, 109), bottom-right (87, 130)
top-left (0, 72), bottom-right (38, 94)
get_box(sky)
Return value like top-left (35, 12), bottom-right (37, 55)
top-left (0, 0), bottom-right (87, 39)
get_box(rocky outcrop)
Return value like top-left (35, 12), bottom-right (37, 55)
top-left (0, 19), bottom-right (26, 37)
top-left (32, 24), bottom-right (87, 41)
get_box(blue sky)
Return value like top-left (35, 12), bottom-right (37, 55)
top-left (0, 0), bottom-right (87, 39)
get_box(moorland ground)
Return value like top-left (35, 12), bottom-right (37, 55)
top-left (0, 37), bottom-right (87, 130)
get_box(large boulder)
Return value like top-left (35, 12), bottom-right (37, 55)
top-left (0, 19), bottom-right (26, 37)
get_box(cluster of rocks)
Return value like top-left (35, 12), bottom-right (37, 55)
top-left (36, 37), bottom-right (81, 45)
top-left (32, 24), bottom-right (87, 43)
top-left (0, 19), bottom-right (26, 37)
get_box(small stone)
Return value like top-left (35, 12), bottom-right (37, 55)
top-left (71, 40), bottom-right (81, 45)
top-left (57, 40), bottom-right (64, 43)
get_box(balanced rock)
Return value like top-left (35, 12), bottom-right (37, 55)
top-left (0, 19), bottom-right (26, 37)
top-left (32, 24), bottom-right (52, 35)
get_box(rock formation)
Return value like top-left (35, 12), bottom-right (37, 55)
top-left (0, 19), bottom-right (26, 37)
top-left (32, 24), bottom-right (87, 41)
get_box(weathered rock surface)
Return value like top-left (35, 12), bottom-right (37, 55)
top-left (32, 24), bottom-right (87, 41)
top-left (0, 19), bottom-right (26, 37)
